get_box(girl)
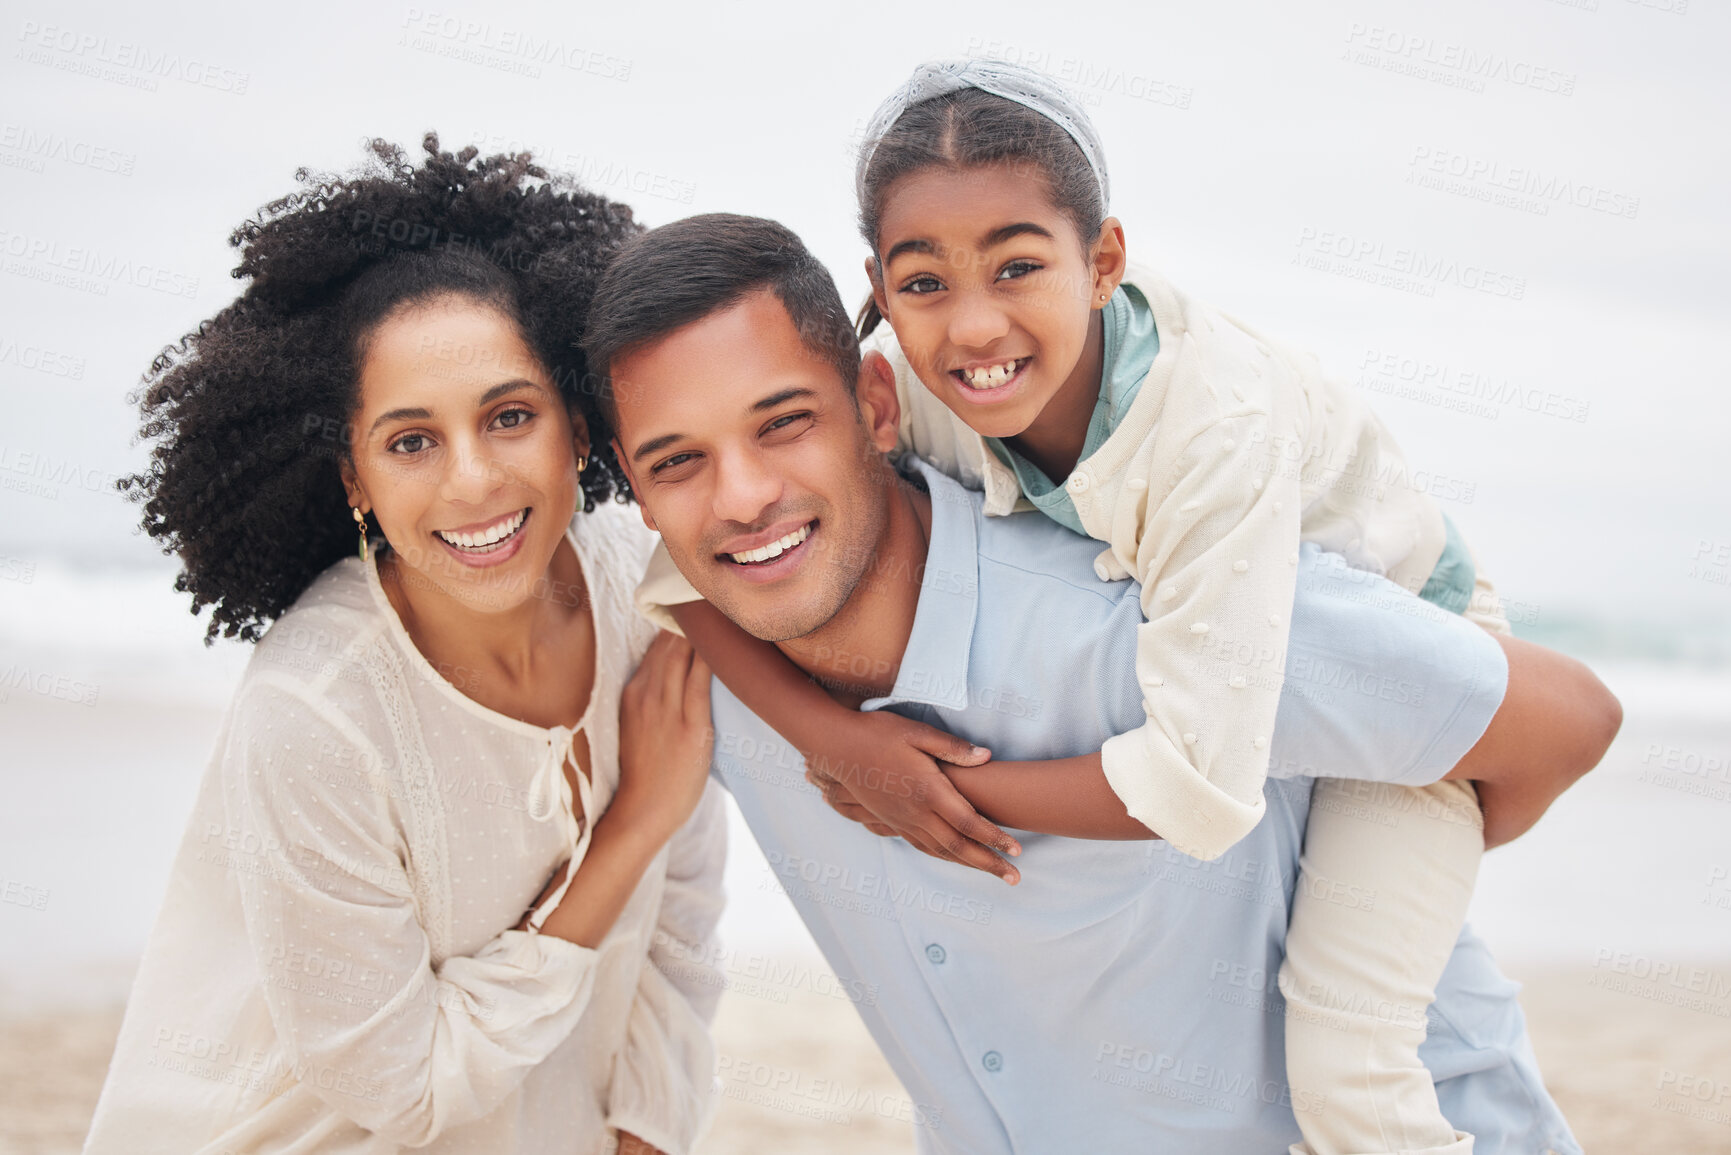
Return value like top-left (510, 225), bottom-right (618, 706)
top-left (84, 137), bottom-right (721, 1155)
top-left (641, 62), bottom-right (1603, 1155)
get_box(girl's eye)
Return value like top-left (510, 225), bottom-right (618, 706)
top-left (493, 406), bottom-right (534, 430)
top-left (996, 259), bottom-right (1041, 282)
top-left (389, 432), bottom-right (429, 455)
top-left (899, 274), bottom-right (944, 295)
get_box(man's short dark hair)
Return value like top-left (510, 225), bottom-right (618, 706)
top-left (584, 213), bottom-right (862, 428)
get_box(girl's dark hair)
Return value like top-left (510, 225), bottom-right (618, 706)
top-left (121, 134), bottom-right (641, 643)
top-left (855, 87), bottom-right (1105, 338)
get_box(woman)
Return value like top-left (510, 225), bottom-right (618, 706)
top-left (83, 136), bottom-right (722, 1155)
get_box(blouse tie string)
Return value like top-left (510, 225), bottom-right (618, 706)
top-left (524, 722), bottom-right (594, 933)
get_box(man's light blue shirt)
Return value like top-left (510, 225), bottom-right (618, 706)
top-left (706, 461), bottom-right (1578, 1155)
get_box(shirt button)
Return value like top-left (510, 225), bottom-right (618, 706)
top-left (1066, 472), bottom-right (1091, 495)
top-left (982, 1050), bottom-right (1004, 1072)
top-left (925, 943), bottom-right (946, 964)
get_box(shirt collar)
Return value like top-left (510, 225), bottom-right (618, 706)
top-left (860, 457), bottom-right (980, 714)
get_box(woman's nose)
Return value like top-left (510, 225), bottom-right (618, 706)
top-left (441, 437), bottom-right (506, 504)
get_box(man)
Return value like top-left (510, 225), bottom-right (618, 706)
top-left (585, 214), bottom-right (1613, 1153)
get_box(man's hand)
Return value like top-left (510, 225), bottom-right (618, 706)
top-left (804, 711), bottom-right (1022, 884)
top-left (614, 1130), bottom-right (664, 1155)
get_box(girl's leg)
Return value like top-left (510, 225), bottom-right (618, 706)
top-left (1278, 776), bottom-right (1483, 1155)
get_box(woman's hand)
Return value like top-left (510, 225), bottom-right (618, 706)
top-left (534, 633), bottom-right (712, 948)
top-left (613, 631), bottom-right (715, 840)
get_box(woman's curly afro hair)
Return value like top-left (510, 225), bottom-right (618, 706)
top-left (122, 134), bottom-right (642, 644)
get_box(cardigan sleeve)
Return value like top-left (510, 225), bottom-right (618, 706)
top-left (222, 676), bottom-right (602, 1146)
top-left (1098, 412), bottom-right (1304, 860)
top-left (634, 540), bottom-right (704, 637)
top-left (605, 781), bottom-right (728, 1155)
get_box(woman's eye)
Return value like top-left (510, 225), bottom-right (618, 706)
top-left (494, 406), bottom-right (533, 430)
top-left (997, 260), bottom-right (1041, 281)
top-left (900, 275), bottom-right (944, 295)
top-left (389, 433), bottom-right (429, 455)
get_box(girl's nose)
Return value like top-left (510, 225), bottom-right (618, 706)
top-left (947, 290), bottom-right (1011, 350)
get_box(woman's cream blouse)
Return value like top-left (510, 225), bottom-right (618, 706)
top-left (82, 500), bottom-right (726, 1155)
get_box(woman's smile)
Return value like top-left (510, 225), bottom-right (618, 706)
top-left (434, 506), bottom-right (532, 566)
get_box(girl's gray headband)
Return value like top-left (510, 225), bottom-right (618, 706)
top-left (854, 58), bottom-right (1111, 211)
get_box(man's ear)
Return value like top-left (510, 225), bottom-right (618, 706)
top-left (1090, 216), bottom-right (1129, 306)
top-left (865, 257), bottom-right (890, 319)
top-left (856, 351), bottom-right (902, 455)
top-left (611, 436), bottom-right (657, 532)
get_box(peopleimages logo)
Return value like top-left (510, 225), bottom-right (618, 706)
top-left (1293, 227), bottom-right (1526, 302)
top-left (398, 8), bottom-right (632, 81)
top-left (0, 122), bottom-right (136, 175)
top-left (14, 20), bottom-right (251, 94)
top-left (1407, 146), bottom-right (1639, 220)
top-left (1355, 347), bottom-right (1591, 425)
top-left (0, 229), bottom-right (201, 299)
top-left (0, 334), bottom-right (85, 379)
top-left (1341, 22), bottom-right (1577, 97)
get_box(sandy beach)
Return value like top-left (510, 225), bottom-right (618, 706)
top-left (2, 602), bottom-right (1729, 1151)
top-left (5, 955), bottom-right (1731, 1153)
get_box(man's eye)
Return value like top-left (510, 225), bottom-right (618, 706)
top-left (997, 260), bottom-right (1041, 281)
top-left (900, 275), bottom-right (944, 295)
top-left (389, 433), bottom-right (429, 455)
top-left (766, 413), bottom-right (809, 432)
top-left (651, 452), bottom-right (697, 475)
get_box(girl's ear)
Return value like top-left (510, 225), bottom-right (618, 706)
top-left (1090, 217), bottom-right (1129, 307)
top-left (856, 351), bottom-right (902, 454)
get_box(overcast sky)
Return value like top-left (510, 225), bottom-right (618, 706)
top-left (2, 0), bottom-right (1726, 640)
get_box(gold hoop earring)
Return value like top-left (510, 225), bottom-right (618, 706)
top-left (575, 455), bottom-right (589, 475)
top-left (352, 506), bottom-right (369, 563)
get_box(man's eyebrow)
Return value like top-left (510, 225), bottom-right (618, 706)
top-left (750, 387), bottom-right (818, 413)
top-left (631, 388), bottom-right (819, 463)
top-left (632, 432), bottom-right (684, 463)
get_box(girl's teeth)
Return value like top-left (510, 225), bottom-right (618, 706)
top-left (963, 360), bottom-right (1022, 388)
